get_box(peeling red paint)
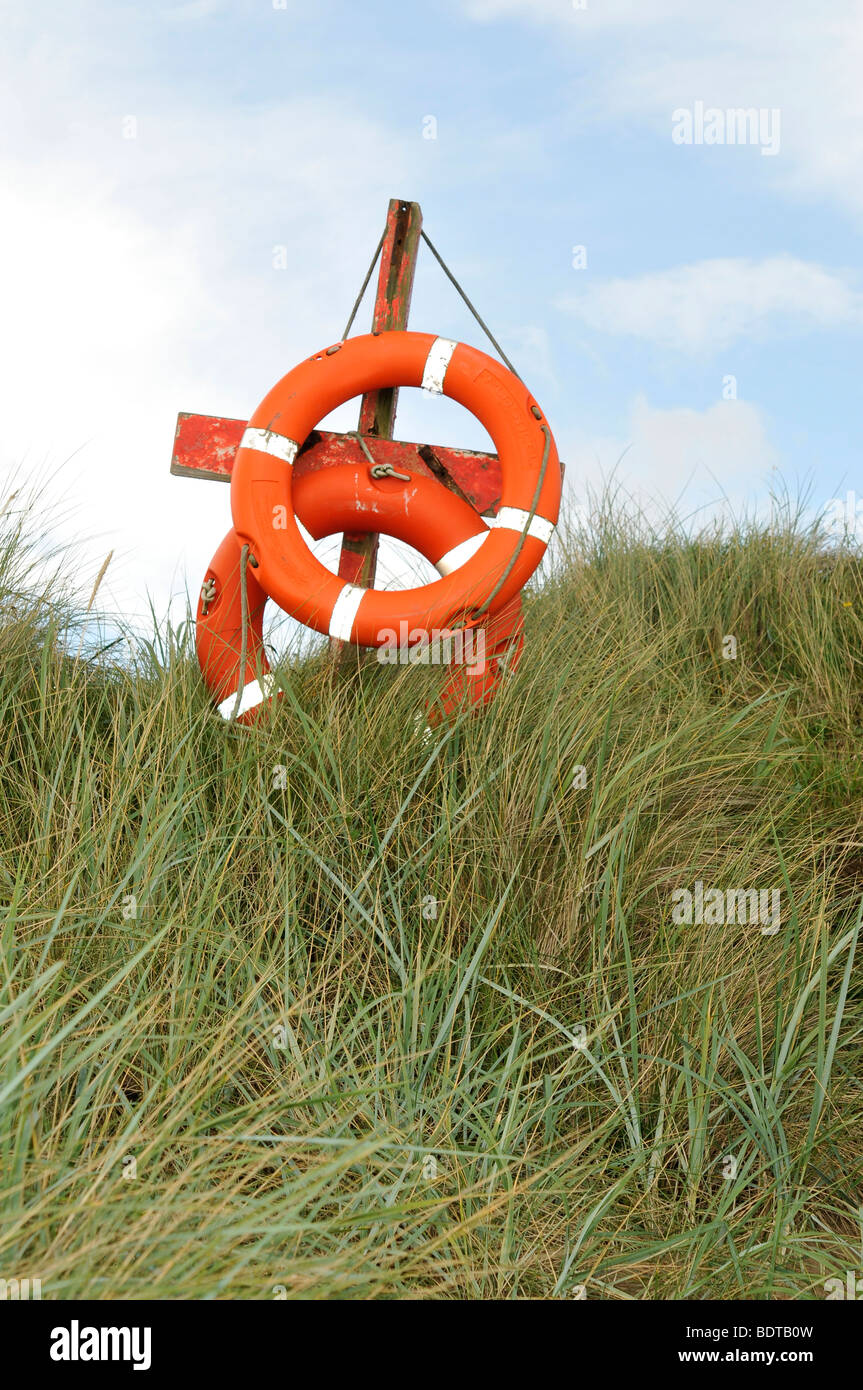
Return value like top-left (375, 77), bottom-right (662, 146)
top-left (171, 413), bottom-right (504, 513)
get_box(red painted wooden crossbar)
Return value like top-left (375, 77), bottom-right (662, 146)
top-left (170, 412), bottom-right (503, 514)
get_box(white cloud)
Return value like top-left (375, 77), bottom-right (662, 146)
top-left (558, 257), bottom-right (863, 352)
top-left (563, 395), bottom-right (778, 517)
top-left (0, 78), bottom-right (415, 626)
top-left (627, 395), bottom-right (777, 493)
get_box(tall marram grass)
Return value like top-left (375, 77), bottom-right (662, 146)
top-left (1, 486), bottom-right (862, 1299)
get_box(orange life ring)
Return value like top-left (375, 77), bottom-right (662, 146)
top-left (197, 462), bottom-right (523, 724)
top-left (229, 332), bottom-right (560, 646)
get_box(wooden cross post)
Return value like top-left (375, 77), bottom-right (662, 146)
top-left (333, 198), bottom-right (423, 618)
top-left (170, 198), bottom-right (536, 650)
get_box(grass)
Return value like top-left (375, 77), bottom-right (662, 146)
top-left (1, 485), bottom-right (862, 1300)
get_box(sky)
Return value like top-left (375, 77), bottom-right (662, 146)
top-left (2, 0), bottom-right (862, 628)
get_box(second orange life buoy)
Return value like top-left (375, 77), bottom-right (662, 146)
top-left (197, 462), bottom-right (524, 724)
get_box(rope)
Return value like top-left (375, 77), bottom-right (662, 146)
top-left (342, 430), bottom-right (377, 467)
top-left (341, 226), bottom-right (386, 342)
top-left (200, 577), bottom-right (216, 615)
top-left (229, 542), bottom-right (251, 723)
top-left (342, 224), bottom-right (522, 380)
top-left (419, 229), bottom-right (523, 381)
top-left (341, 221), bottom-right (522, 381)
top-left (342, 429), bottom-right (410, 481)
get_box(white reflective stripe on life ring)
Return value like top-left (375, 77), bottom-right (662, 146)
top-left (328, 583), bottom-right (366, 641)
top-left (421, 338), bottom-right (458, 394)
top-left (240, 427), bottom-right (299, 466)
top-left (217, 673), bottom-right (278, 720)
top-left (434, 529), bottom-right (489, 576)
top-left (493, 507), bottom-right (555, 545)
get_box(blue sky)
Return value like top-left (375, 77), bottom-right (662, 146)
top-left (2, 0), bottom-right (862, 623)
